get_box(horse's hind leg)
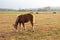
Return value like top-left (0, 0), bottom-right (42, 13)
top-left (30, 20), bottom-right (34, 32)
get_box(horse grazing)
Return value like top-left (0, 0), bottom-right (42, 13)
top-left (13, 13), bottom-right (34, 32)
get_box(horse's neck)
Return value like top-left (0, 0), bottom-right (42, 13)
top-left (15, 17), bottom-right (19, 26)
top-left (15, 20), bottom-right (18, 26)
top-left (14, 22), bottom-right (18, 27)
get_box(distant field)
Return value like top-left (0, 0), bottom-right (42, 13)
top-left (0, 11), bottom-right (60, 40)
top-left (0, 11), bottom-right (32, 14)
top-left (0, 11), bottom-right (60, 14)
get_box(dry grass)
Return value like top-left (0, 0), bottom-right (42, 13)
top-left (0, 11), bottom-right (60, 40)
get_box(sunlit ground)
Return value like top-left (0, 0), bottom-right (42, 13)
top-left (0, 11), bottom-right (60, 40)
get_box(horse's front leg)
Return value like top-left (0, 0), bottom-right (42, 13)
top-left (18, 23), bottom-right (21, 31)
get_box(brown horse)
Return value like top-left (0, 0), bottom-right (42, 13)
top-left (13, 13), bottom-right (34, 32)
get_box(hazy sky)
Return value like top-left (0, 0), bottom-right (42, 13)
top-left (0, 0), bottom-right (60, 9)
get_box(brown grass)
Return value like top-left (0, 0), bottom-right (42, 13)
top-left (0, 12), bottom-right (60, 40)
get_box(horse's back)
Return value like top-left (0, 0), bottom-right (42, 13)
top-left (17, 13), bottom-right (33, 23)
top-left (24, 13), bottom-right (33, 19)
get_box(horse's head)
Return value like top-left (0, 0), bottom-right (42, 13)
top-left (13, 24), bottom-right (17, 30)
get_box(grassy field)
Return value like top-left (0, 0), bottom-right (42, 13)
top-left (0, 11), bottom-right (60, 40)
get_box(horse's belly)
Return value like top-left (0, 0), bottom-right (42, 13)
top-left (19, 20), bottom-right (29, 23)
top-left (24, 20), bottom-right (29, 23)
